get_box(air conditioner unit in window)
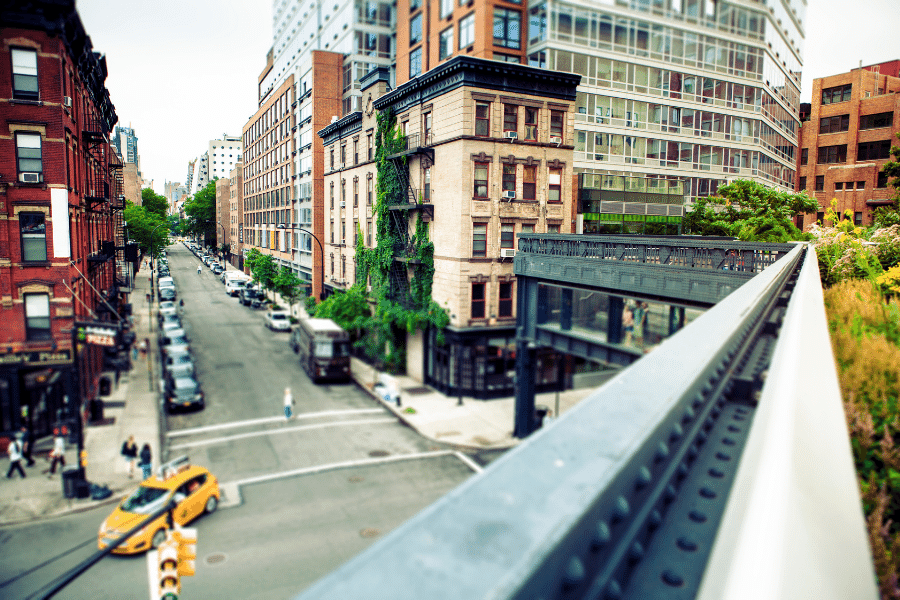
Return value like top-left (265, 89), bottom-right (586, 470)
top-left (505, 131), bottom-right (518, 139)
top-left (341, 239), bottom-right (346, 246)
top-left (502, 190), bottom-right (516, 200)
top-left (20, 172), bottom-right (42, 183)
top-left (340, 201), bottom-right (345, 208)
top-left (550, 136), bottom-right (562, 145)
top-left (500, 248), bottom-right (517, 258)
top-left (63, 96), bottom-right (72, 108)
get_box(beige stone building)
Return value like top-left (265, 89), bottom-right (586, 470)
top-left (122, 162), bottom-right (142, 206)
top-left (356, 57), bottom-right (580, 397)
top-left (228, 163), bottom-right (243, 269)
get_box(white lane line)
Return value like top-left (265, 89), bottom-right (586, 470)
top-left (166, 408), bottom-right (385, 438)
top-left (168, 417), bottom-right (396, 451)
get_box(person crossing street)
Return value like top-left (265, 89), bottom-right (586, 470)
top-left (197, 264), bottom-right (202, 275)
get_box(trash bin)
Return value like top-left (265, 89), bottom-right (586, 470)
top-left (99, 377), bottom-right (111, 397)
top-left (90, 399), bottom-right (104, 422)
top-left (75, 479), bottom-right (91, 499)
top-left (62, 467), bottom-right (85, 499)
top-left (534, 405), bottom-right (549, 429)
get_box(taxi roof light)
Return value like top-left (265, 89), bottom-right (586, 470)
top-left (157, 455), bottom-right (191, 480)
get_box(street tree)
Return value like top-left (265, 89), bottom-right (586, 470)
top-left (683, 178), bottom-right (817, 241)
top-left (313, 285), bottom-right (371, 342)
top-left (182, 180), bottom-right (217, 245)
top-left (248, 251), bottom-right (277, 303)
top-left (274, 266), bottom-right (304, 317)
top-left (141, 187), bottom-right (168, 220)
top-left (124, 201), bottom-right (168, 258)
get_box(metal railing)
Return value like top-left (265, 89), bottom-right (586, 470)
top-left (292, 244), bottom-right (876, 600)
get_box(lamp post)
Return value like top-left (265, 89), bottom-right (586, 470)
top-left (297, 227), bottom-right (325, 300)
top-left (205, 220), bottom-right (228, 268)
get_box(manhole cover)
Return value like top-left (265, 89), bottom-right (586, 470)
top-left (368, 450), bottom-right (389, 457)
top-left (348, 476), bottom-right (364, 483)
top-left (360, 528), bottom-right (380, 538)
top-left (205, 552), bottom-right (227, 565)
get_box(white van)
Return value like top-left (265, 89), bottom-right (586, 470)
top-left (224, 272), bottom-right (251, 297)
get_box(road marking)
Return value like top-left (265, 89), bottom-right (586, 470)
top-left (166, 408), bottom-right (385, 438)
top-left (168, 417), bottom-right (396, 451)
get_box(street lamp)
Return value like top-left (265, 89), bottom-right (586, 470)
top-left (205, 220), bottom-right (228, 268)
top-left (297, 228), bottom-right (325, 300)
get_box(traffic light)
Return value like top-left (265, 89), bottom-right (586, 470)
top-left (157, 535), bottom-right (180, 600)
top-left (172, 527), bottom-right (197, 578)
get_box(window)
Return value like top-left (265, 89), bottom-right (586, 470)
top-left (410, 14), bottom-right (423, 45)
top-left (440, 0), bottom-right (452, 19)
top-left (523, 165), bottom-right (536, 200)
top-left (424, 167), bottom-right (431, 201)
top-left (817, 145), bottom-right (846, 164)
top-left (547, 224), bottom-right (561, 233)
top-left (857, 180), bottom-right (866, 190)
top-left (860, 112), bottom-right (894, 130)
top-left (521, 223), bottom-right (534, 234)
top-left (819, 114), bottom-right (849, 134)
top-left (353, 140), bottom-right (359, 165)
top-left (20, 212), bottom-right (47, 261)
top-left (503, 105), bottom-right (517, 135)
top-left (549, 110), bottom-right (564, 141)
top-left (502, 164), bottom-right (516, 194)
top-left (855, 212), bottom-right (863, 226)
top-left (548, 168), bottom-right (562, 202)
top-left (340, 145), bottom-right (346, 165)
top-left (367, 175), bottom-right (373, 204)
top-left (500, 223), bottom-right (515, 248)
top-left (524, 107), bottom-right (538, 141)
top-left (498, 282), bottom-right (513, 318)
top-left (493, 8), bottom-right (521, 49)
top-left (821, 84), bottom-right (851, 104)
top-left (409, 46), bottom-right (422, 78)
top-left (834, 182), bottom-right (843, 190)
top-left (439, 27), bottom-right (454, 61)
top-left (16, 132), bottom-right (43, 178)
top-left (494, 53), bottom-right (521, 63)
top-left (800, 148), bottom-right (808, 166)
top-left (11, 48), bottom-right (38, 100)
top-left (353, 177), bottom-right (359, 206)
top-left (858, 140), bottom-right (892, 161)
top-left (815, 175), bottom-right (824, 191)
top-left (410, 0), bottom-right (421, 10)
top-left (473, 223), bottom-right (487, 256)
top-left (24, 293), bottom-right (51, 341)
top-left (341, 179), bottom-right (346, 204)
top-left (330, 181), bottom-right (335, 208)
top-left (474, 162), bottom-right (489, 197)
top-left (459, 13), bottom-right (475, 48)
top-left (471, 283), bottom-right (486, 318)
top-left (475, 101), bottom-right (490, 136)
top-left (330, 149), bottom-right (334, 170)
top-left (798, 176), bottom-right (806, 190)
top-left (878, 171), bottom-right (889, 188)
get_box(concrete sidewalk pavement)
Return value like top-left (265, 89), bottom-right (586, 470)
top-left (0, 265), bottom-right (160, 526)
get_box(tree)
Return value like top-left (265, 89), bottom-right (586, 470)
top-left (683, 179), bottom-right (817, 242)
top-left (141, 188), bottom-right (168, 220)
top-left (247, 250), bottom-right (277, 303)
top-left (274, 266), bottom-right (303, 316)
top-left (124, 201), bottom-right (168, 258)
top-left (181, 180), bottom-right (217, 245)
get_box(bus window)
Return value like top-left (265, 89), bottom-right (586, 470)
top-left (335, 341), bottom-right (350, 357)
top-left (314, 341), bottom-right (333, 358)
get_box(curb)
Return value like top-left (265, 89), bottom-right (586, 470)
top-left (0, 483), bottom-right (130, 528)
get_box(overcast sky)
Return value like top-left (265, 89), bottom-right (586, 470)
top-left (76, 0), bottom-right (897, 196)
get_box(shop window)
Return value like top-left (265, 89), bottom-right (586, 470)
top-left (498, 282), bottom-right (513, 318)
top-left (473, 223), bottom-right (487, 257)
top-left (474, 162), bottom-right (489, 198)
top-left (471, 283), bottom-right (486, 319)
top-left (24, 293), bottom-right (51, 341)
top-left (11, 48), bottom-right (39, 100)
top-left (20, 212), bottom-right (47, 262)
top-left (475, 101), bottom-right (490, 136)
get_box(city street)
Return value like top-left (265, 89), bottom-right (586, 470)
top-left (0, 244), bottom-right (484, 599)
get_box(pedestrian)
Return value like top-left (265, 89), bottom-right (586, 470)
top-left (48, 428), bottom-right (66, 477)
top-left (139, 339), bottom-right (148, 357)
top-left (6, 436), bottom-right (26, 479)
top-left (139, 444), bottom-right (152, 479)
top-left (197, 265), bottom-right (202, 275)
top-left (633, 302), bottom-right (647, 347)
top-left (121, 435), bottom-right (138, 478)
top-left (622, 301), bottom-right (635, 345)
top-left (19, 425), bottom-right (35, 467)
top-left (283, 387), bottom-right (294, 421)
top-left (132, 344), bottom-right (139, 361)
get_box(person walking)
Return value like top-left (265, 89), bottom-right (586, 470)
top-left (19, 425), bottom-right (35, 467)
top-left (48, 429), bottom-right (66, 477)
top-left (139, 443), bottom-right (153, 479)
top-left (6, 436), bottom-right (26, 479)
top-left (121, 435), bottom-right (138, 478)
top-left (197, 265), bottom-right (202, 275)
top-left (283, 387), bottom-right (294, 421)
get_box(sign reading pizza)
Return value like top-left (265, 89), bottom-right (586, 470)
top-left (75, 322), bottom-right (120, 347)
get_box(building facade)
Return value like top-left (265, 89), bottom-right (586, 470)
top-left (215, 177), bottom-right (231, 250)
top-left (1, 1), bottom-right (131, 439)
top-left (228, 163), bottom-right (243, 269)
top-left (208, 135), bottom-right (242, 181)
top-left (796, 61), bottom-right (900, 227)
top-left (368, 57), bottom-right (580, 397)
top-left (112, 125), bottom-right (138, 167)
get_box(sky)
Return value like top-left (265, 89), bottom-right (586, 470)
top-left (74, 0), bottom-right (897, 196)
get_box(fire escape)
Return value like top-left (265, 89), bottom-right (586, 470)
top-left (109, 151), bottom-right (130, 291)
top-left (383, 132), bottom-right (434, 309)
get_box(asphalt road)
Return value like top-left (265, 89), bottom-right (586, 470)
top-left (0, 243), bottom-right (492, 599)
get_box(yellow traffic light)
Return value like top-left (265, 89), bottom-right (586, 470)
top-left (80, 449), bottom-right (88, 467)
top-left (157, 536), bottom-right (180, 600)
top-left (172, 527), bottom-right (198, 578)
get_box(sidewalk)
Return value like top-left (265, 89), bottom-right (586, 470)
top-left (0, 265), bottom-right (160, 526)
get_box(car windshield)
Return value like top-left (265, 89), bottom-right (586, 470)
top-left (121, 484), bottom-right (171, 514)
top-left (271, 313), bottom-right (287, 320)
top-left (174, 378), bottom-right (198, 391)
top-left (168, 354), bottom-right (192, 365)
top-left (159, 302), bottom-right (175, 310)
top-left (314, 341), bottom-right (333, 359)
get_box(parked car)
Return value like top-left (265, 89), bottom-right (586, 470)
top-left (162, 350), bottom-right (194, 378)
top-left (158, 287), bottom-right (176, 302)
top-left (164, 375), bottom-right (205, 412)
top-left (159, 329), bottom-right (189, 350)
top-left (264, 310), bottom-right (291, 331)
top-left (160, 314), bottom-right (182, 332)
top-left (211, 264), bottom-right (223, 276)
top-left (240, 287), bottom-right (264, 308)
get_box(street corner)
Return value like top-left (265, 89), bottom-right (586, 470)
top-left (217, 481), bottom-right (242, 509)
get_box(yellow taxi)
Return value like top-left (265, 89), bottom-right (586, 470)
top-left (98, 457), bottom-right (219, 554)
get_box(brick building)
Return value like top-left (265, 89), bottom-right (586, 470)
top-left (1, 1), bottom-right (131, 439)
top-left (215, 176), bottom-right (230, 251)
top-left (796, 60), bottom-right (900, 227)
top-left (228, 163), bottom-right (243, 270)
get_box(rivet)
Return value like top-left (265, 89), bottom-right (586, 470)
top-left (661, 570), bottom-right (684, 587)
top-left (688, 443), bottom-right (699, 459)
top-left (629, 541), bottom-right (644, 564)
top-left (592, 521), bottom-right (611, 550)
top-left (693, 394), bottom-right (703, 408)
top-left (648, 509), bottom-right (663, 531)
top-left (677, 537), bottom-right (698, 552)
top-left (699, 487), bottom-right (716, 499)
top-left (697, 429), bottom-right (708, 443)
top-left (670, 423), bottom-right (683, 442)
top-left (722, 437), bottom-right (736, 446)
top-left (716, 452), bottom-right (731, 461)
top-left (733, 414), bottom-right (746, 421)
top-left (664, 484), bottom-right (677, 503)
top-left (683, 406), bottom-right (696, 423)
top-left (704, 417), bottom-right (715, 431)
top-left (703, 381), bottom-right (713, 393)
top-left (727, 425), bottom-right (740, 432)
top-left (655, 441), bottom-right (669, 463)
top-left (689, 509), bottom-right (707, 523)
top-left (711, 405), bottom-right (721, 418)
top-left (677, 461), bottom-right (689, 480)
top-left (635, 466), bottom-right (652, 490)
top-left (708, 467), bottom-right (724, 478)
top-left (605, 579), bottom-right (623, 600)
top-left (611, 496), bottom-right (630, 524)
top-left (562, 557), bottom-right (585, 590)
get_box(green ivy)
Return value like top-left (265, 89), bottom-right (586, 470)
top-left (351, 108), bottom-right (449, 372)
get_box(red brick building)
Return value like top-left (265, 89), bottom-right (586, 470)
top-left (796, 60), bottom-right (900, 227)
top-left (1, 1), bottom-right (129, 440)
